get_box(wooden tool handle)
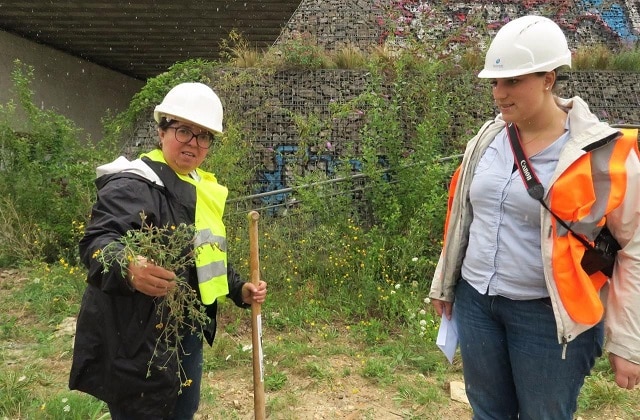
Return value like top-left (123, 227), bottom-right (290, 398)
top-left (248, 210), bottom-right (265, 419)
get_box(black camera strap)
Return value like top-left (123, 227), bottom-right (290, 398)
top-left (505, 123), bottom-right (594, 251)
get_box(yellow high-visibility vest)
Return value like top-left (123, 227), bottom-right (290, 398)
top-left (143, 149), bottom-right (229, 304)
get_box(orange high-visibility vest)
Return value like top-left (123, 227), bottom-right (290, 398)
top-left (442, 166), bottom-right (461, 247)
top-left (549, 128), bottom-right (639, 324)
top-left (442, 128), bottom-right (639, 324)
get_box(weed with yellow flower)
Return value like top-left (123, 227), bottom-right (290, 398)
top-left (94, 212), bottom-right (209, 392)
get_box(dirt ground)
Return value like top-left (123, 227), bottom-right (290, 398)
top-left (2, 268), bottom-right (638, 420)
top-left (2, 268), bottom-right (471, 419)
top-left (196, 338), bottom-right (473, 419)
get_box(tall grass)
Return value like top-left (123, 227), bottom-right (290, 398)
top-left (572, 44), bottom-right (640, 71)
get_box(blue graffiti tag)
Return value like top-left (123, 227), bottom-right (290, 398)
top-left (579, 0), bottom-right (638, 42)
top-left (255, 145), bottom-right (385, 210)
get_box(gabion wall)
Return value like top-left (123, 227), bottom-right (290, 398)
top-left (126, 70), bottom-right (640, 201)
top-left (278, 0), bottom-right (382, 50)
top-left (564, 71), bottom-right (640, 124)
top-left (280, 0), bottom-right (639, 52)
top-left (125, 1), bottom-right (639, 210)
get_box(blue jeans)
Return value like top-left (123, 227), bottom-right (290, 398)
top-left (109, 330), bottom-right (204, 420)
top-left (454, 279), bottom-right (603, 420)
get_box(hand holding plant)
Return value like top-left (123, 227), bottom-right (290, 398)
top-left (127, 255), bottom-right (178, 297)
top-left (94, 212), bottom-right (210, 391)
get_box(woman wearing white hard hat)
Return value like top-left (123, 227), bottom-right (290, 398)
top-left (70, 82), bottom-right (267, 419)
top-left (429, 15), bottom-right (640, 418)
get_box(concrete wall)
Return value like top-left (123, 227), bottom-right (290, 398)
top-left (0, 30), bottom-right (144, 141)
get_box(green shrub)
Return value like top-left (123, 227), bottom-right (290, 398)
top-left (0, 61), bottom-right (109, 265)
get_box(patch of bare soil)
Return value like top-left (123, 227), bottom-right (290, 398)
top-left (198, 344), bottom-right (472, 420)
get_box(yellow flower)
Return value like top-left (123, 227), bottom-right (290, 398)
top-left (156, 323), bottom-right (164, 329)
top-left (183, 379), bottom-right (193, 387)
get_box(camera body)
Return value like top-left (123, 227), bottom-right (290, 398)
top-left (580, 227), bottom-right (621, 277)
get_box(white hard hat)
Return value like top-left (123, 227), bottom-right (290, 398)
top-left (154, 82), bottom-right (224, 133)
top-left (478, 15), bottom-right (571, 79)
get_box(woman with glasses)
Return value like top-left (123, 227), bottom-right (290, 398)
top-left (69, 82), bottom-right (267, 419)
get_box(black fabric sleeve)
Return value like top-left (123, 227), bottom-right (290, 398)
top-left (227, 262), bottom-right (250, 309)
top-left (79, 175), bottom-right (163, 295)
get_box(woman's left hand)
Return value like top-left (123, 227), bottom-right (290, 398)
top-left (242, 280), bottom-right (267, 305)
top-left (609, 352), bottom-right (640, 390)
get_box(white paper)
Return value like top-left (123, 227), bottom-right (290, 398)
top-left (436, 312), bottom-right (459, 364)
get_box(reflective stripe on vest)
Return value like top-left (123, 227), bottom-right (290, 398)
top-left (549, 128), bottom-right (639, 324)
top-left (193, 226), bottom-right (228, 304)
top-left (180, 170), bottom-right (229, 305)
top-left (143, 149), bottom-right (229, 305)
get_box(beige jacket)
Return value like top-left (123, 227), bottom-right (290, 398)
top-left (429, 96), bottom-right (640, 364)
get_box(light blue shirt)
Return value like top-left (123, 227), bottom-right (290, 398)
top-left (461, 126), bottom-right (570, 300)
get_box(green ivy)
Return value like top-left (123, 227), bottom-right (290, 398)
top-left (102, 59), bottom-right (218, 149)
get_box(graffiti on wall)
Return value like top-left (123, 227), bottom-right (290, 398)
top-left (377, 0), bottom-right (639, 47)
top-left (253, 0), bottom-right (639, 209)
top-left (255, 145), bottom-right (354, 210)
top-left (254, 144), bottom-right (387, 211)
top-left (580, 0), bottom-right (639, 41)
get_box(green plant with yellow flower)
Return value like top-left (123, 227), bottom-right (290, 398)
top-left (94, 212), bottom-right (210, 392)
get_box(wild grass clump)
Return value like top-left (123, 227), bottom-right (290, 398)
top-left (610, 46), bottom-right (640, 71)
top-left (572, 44), bottom-right (640, 71)
top-left (219, 29), bottom-right (263, 68)
top-left (331, 43), bottom-right (369, 69)
top-left (573, 44), bottom-right (614, 70)
top-left (0, 196), bottom-right (54, 265)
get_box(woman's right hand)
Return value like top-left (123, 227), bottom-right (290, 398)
top-left (127, 256), bottom-right (177, 297)
top-left (432, 298), bottom-right (453, 320)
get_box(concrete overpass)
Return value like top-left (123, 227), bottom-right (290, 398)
top-left (0, 1), bottom-right (302, 139)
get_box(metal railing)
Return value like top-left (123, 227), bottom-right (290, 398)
top-left (225, 153), bottom-right (464, 217)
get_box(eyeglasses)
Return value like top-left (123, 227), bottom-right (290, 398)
top-left (167, 126), bottom-right (214, 149)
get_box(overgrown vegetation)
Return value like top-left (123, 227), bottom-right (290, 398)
top-left (573, 44), bottom-right (640, 71)
top-left (0, 61), bottom-right (108, 266)
top-left (1, 26), bottom-right (639, 419)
